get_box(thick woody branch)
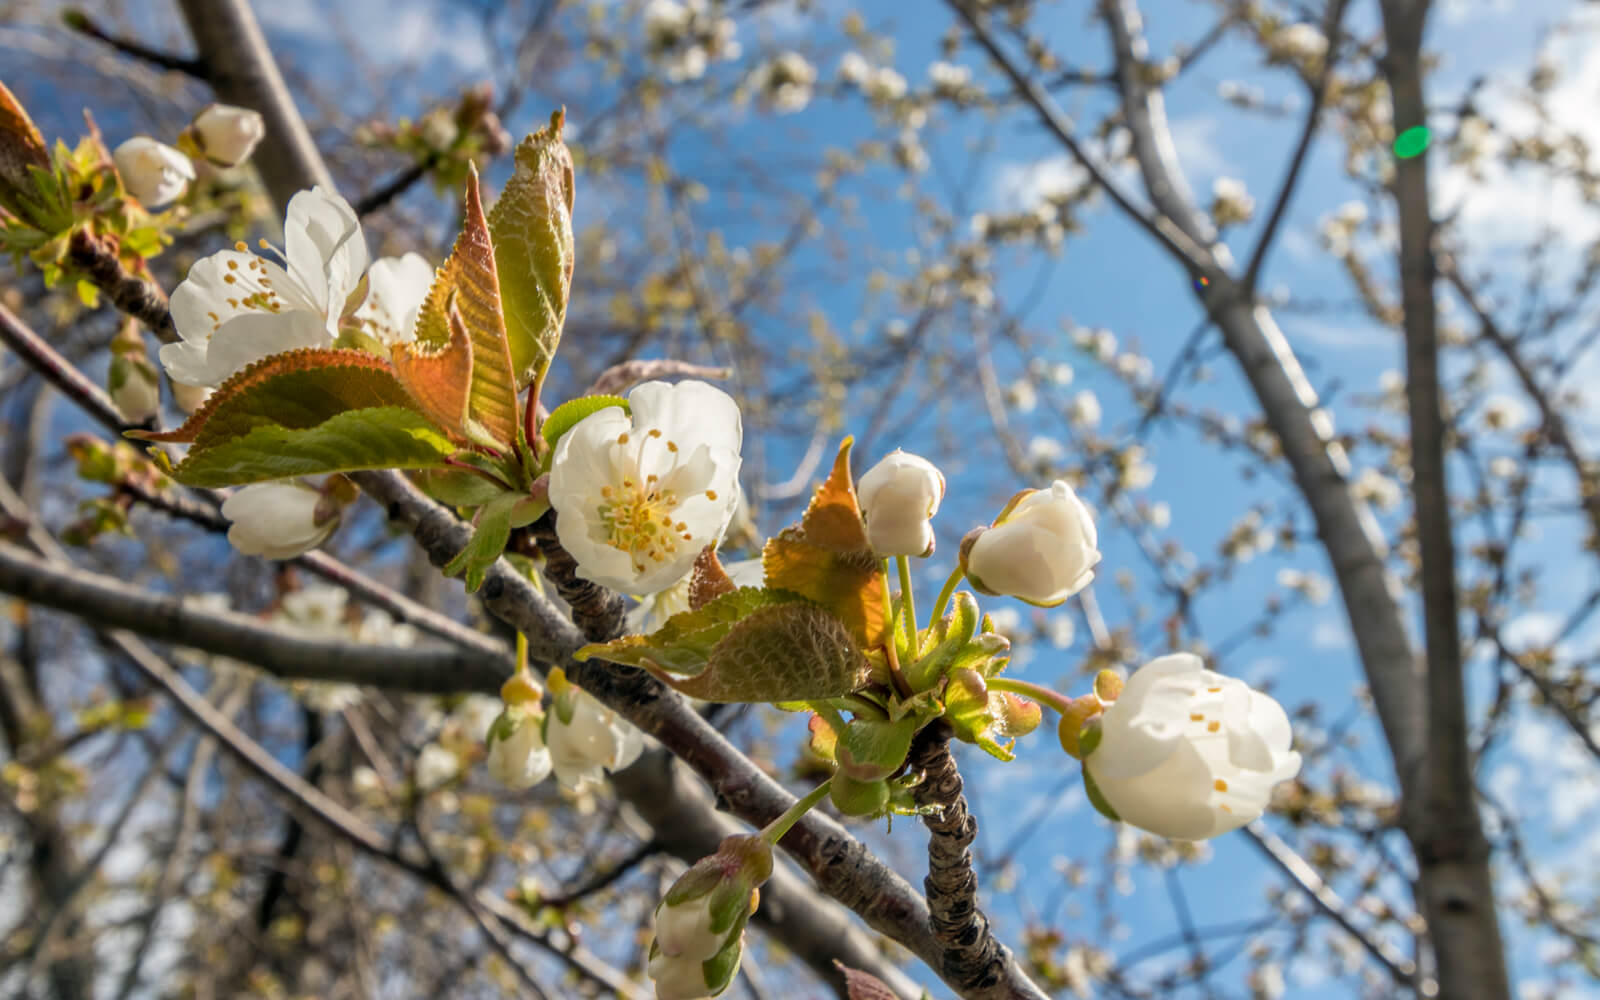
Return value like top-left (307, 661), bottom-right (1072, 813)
top-left (907, 725), bottom-right (1034, 1000)
top-left (0, 539), bottom-right (511, 693)
top-left (1380, 3), bottom-right (1511, 993)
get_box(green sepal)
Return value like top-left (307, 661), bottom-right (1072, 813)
top-left (836, 717), bottom-right (917, 782)
top-left (1077, 717), bottom-right (1104, 759)
top-left (148, 407), bottom-right (455, 487)
top-left (904, 590), bottom-right (985, 691)
top-left (540, 394), bottom-right (628, 451)
top-left (486, 708), bottom-right (518, 747)
top-left (444, 492), bottom-right (522, 592)
top-left (1081, 764), bottom-right (1121, 822)
top-left (699, 937), bottom-right (745, 997)
top-left (829, 773), bottom-right (890, 817)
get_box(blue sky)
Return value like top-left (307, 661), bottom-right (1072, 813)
top-left (7, 0), bottom-right (1600, 995)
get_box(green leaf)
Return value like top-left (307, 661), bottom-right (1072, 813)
top-left (576, 586), bottom-right (792, 675)
top-left (761, 437), bottom-right (888, 650)
top-left (1081, 764), bottom-right (1120, 822)
top-left (836, 717), bottom-right (917, 781)
top-left (155, 406), bottom-right (455, 487)
top-left (398, 167), bottom-right (521, 452)
top-left (411, 468), bottom-right (511, 507)
top-left (132, 349), bottom-right (426, 448)
top-left (540, 394), bottom-right (627, 450)
top-left (677, 601), bottom-right (873, 702)
top-left (489, 111), bottom-right (575, 394)
top-left (444, 492), bottom-right (521, 593)
top-left (904, 590), bottom-right (981, 691)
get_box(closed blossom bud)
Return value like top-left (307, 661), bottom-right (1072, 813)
top-left (545, 668), bottom-right (645, 790)
top-left (220, 480), bottom-right (340, 559)
top-left (647, 835), bottom-right (773, 999)
top-left (485, 704), bottom-right (552, 789)
top-left (107, 327), bottom-right (160, 425)
top-left (1083, 653), bottom-right (1301, 840)
top-left (855, 449), bottom-right (945, 557)
top-left (188, 104), bottom-right (266, 167)
top-left (113, 137), bottom-right (195, 207)
top-left (962, 480), bottom-right (1101, 606)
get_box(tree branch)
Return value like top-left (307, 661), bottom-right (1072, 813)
top-left (907, 724), bottom-right (1038, 1000)
top-left (1380, 2), bottom-right (1511, 992)
top-left (1242, 0), bottom-right (1351, 292)
top-left (0, 539), bottom-right (511, 694)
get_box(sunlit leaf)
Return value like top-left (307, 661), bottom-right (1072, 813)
top-left (671, 601), bottom-right (873, 703)
top-left (131, 348), bottom-right (422, 448)
top-left (154, 406), bottom-right (455, 487)
top-left (576, 586), bottom-right (791, 674)
top-left (539, 394), bottom-right (627, 450)
top-left (444, 492), bottom-right (520, 593)
top-left (402, 166), bottom-right (520, 451)
top-left (762, 437), bottom-right (887, 649)
top-left (488, 110), bottom-right (574, 394)
top-left (688, 545), bottom-right (737, 611)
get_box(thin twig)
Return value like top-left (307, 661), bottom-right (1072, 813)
top-left (62, 9), bottom-right (206, 78)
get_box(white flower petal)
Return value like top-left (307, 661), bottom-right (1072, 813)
top-left (356, 252), bottom-right (434, 344)
top-left (284, 187), bottom-right (368, 314)
top-left (201, 310), bottom-right (333, 386)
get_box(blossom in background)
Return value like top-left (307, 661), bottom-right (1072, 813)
top-left (188, 104), bottom-right (266, 166)
top-left (113, 137), bottom-right (195, 207)
top-left (1210, 176), bottom-right (1255, 226)
top-left (546, 672), bottom-right (644, 791)
top-left (415, 744), bottom-right (462, 791)
top-left (1270, 23), bottom-right (1328, 63)
top-left (856, 449), bottom-right (945, 557)
top-left (548, 379), bottom-right (742, 595)
top-left (220, 480), bottom-right (339, 559)
top-left (1084, 653), bottom-right (1301, 840)
top-left (163, 187), bottom-right (369, 388)
top-left (1067, 389), bottom-right (1102, 428)
top-left (752, 52), bottom-right (816, 114)
top-left (487, 705), bottom-right (553, 789)
top-left (963, 480), bottom-right (1100, 607)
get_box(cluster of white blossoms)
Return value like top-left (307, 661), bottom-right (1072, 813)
top-left (642, 0), bottom-right (740, 82)
top-left (750, 52), bottom-right (817, 114)
top-left (112, 104), bottom-right (265, 207)
top-left (837, 51), bottom-right (908, 103)
top-left (1210, 175), bottom-right (1256, 227)
top-left (156, 187), bottom-right (434, 561)
top-left (537, 387), bottom-right (1301, 997)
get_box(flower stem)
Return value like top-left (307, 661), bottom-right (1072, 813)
top-left (895, 554), bottom-right (917, 643)
top-left (515, 631), bottom-right (529, 674)
top-left (760, 778), bottom-right (833, 844)
top-left (985, 675), bottom-right (1075, 716)
top-left (930, 564), bottom-right (965, 624)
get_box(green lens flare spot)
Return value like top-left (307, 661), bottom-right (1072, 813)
top-left (1393, 126), bottom-right (1431, 159)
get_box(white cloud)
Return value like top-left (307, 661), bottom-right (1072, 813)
top-left (1310, 617), bottom-right (1350, 650)
top-left (1169, 114), bottom-right (1229, 182)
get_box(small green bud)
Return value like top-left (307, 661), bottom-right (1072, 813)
top-left (829, 773), bottom-right (891, 817)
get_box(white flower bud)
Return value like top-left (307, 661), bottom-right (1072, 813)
top-left (1084, 653), bottom-right (1301, 840)
top-left (108, 353), bottom-right (161, 424)
top-left (170, 380), bottom-right (212, 414)
top-left (547, 684), bottom-right (645, 791)
top-left (963, 480), bottom-right (1100, 607)
top-left (647, 950), bottom-right (718, 1000)
top-left (486, 707), bottom-right (553, 789)
top-left (856, 449), bottom-right (945, 557)
top-left (113, 137), bottom-right (195, 207)
top-left (220, 481), bottom-right (339, 559)
top-left (655, 892), bottom-right (722, 961)
top-left (189, 104), bottom-right (266, 166)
